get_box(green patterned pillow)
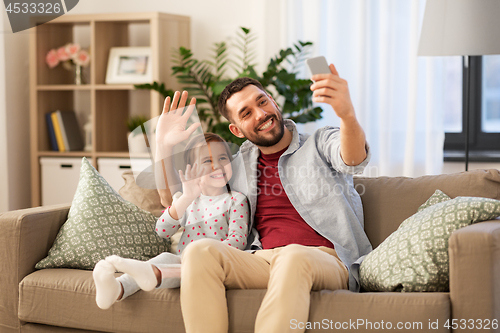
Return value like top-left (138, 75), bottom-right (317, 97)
top-left (417, 189), bottom-right (451, 212)
top-left (360, 192), bottom-right (500, 292)
top-left (36, 157), bottom-right (170, 270)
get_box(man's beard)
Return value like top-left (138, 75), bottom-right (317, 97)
top-left (244, 113), bottom-right (285, 147)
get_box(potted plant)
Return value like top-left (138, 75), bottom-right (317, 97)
top-left (126, 115), bottom-right (151, 154)
top-left (136, 27), bottom-right (322, 145)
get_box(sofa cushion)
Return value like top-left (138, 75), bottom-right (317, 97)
top-left (35, 158), bottom-right (170, 270)
top-left (359, 194), bottom-right (500, 292)
top-left (119, 170), bottom-right (166, 217)
top-left (308, 290), bottom-right (450, 333)
top-left (19, 269), bottom-right (185, 333)
top-left (354, 169), bottom-right (500, 248)
top-left (19, 270), bottom-right (450, 333)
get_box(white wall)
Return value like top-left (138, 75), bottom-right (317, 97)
top-left (0, 10), bottom-right (8, 213)
top-left (69, 0), bottom-right (284, 76)
top-left (0, 10), bottom-right (31, 213)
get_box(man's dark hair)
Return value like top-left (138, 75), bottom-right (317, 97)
top-left (218, 77), bottom-right (266, 123)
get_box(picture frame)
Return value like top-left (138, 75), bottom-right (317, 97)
top-left (105, 47), bottom-right (153, 84)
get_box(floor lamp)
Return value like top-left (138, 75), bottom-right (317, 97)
top-left (418, 0), bottom-right (500, 171)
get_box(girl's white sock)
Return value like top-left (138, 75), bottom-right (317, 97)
top-left (93, 260), bottom-right (121, 310)
top-left (106, 255), bottom-right (158, 291)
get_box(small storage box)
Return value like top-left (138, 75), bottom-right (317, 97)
top-left (40, 157), bottom-right (84, 206)
top-left (97, 158), bottom-right (151, 193)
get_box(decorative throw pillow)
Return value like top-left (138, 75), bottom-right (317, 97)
top-left (417, 189), bottom-right (451, 212)
top-left (36, 157), bottom-right (170, 270)
top-left (119, 170), bottom-right (165, 217)
top-left (359, 191), bottom-right (500, 292)
top-left (397, 190), bottom-right (452, 231)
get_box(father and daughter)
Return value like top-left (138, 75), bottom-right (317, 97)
top-left (93, 131), bottom-right (249, 309)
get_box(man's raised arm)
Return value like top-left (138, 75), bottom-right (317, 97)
top-left (310, 63), bottom-right (367, 166)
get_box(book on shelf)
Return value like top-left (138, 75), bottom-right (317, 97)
top-left (45, 113), bottom-right (58, 151)
top-left (50, 112), bottom-right (65, 152)
top-left (54, 111), bottom-right (70, 152)
top-left (48, 111), bottom-right (85, 152)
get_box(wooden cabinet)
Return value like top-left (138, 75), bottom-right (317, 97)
top-left (29, 12), bottom-right (190, 206)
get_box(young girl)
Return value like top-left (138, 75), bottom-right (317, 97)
top-left (93, 133), bottom-right (249, 309)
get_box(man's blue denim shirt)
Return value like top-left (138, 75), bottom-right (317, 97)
top-left (229, 119), bottom-right (372, 292)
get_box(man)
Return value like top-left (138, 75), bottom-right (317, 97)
top-left (156, 64), bottom-right (371, 333)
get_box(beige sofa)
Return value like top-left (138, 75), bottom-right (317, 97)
top-left (1, 169), bottom-right (499, 333)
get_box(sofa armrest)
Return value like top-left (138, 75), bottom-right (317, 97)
top-left (0, 204), bottom-right (70, 331)
top-left (449, 220), bottom-right (500, 332)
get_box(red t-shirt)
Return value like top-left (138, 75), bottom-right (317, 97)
top-left (254, 147), bottom-right (334, 250)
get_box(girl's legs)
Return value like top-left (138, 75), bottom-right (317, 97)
top-left (110, 252), bottom-right (182, 293)
top-left (93, 252), bottom-right (182, 309)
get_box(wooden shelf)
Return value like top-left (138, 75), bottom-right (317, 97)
top-left (94, 151), bottom-right (152, 158)
top-left (30, 12), bottom-right (190, 206)
top-left (37, 85), bottom-right (92, 91)
top-left (36, 84), bottom-right (137, 91)
top-left (38, 151), bottom-right (92, 157)
top-left (48, 12), bottom-right (184, 24)
top-left (94, 84), bottom-right (136, 90)
top-left (95, 151), bottom-right (130, 158)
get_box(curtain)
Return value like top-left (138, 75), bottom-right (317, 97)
top-left (283, 0), bottom-right (447, 177)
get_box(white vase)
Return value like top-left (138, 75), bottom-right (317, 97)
top-left (128, 132), bottom-right (148, 154)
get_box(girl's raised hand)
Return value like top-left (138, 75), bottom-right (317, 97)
top-left (156, 91), bottom-right (201, 148)
top-left (178, 163), bottom-right (204, 200)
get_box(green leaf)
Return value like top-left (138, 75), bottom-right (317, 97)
top-left (217, 60), bottom-right (229, 72)
top-left (125, 115), bottom-right (149, 132)
top-left (288, 106), bottom-right (323, 123)
top-left (134, 82), bottom-right (174, 98)
top-left (213, 79), bottom-right (232, 95)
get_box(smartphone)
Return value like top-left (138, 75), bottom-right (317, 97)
top-left (306, 56), bottom-right (331, 77)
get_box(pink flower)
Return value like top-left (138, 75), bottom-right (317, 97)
top-left (66, 43), bottom-right (81, 58)
top-left (56, 46), bottom-right (70, 61)
top-left (74, 49), bottom-right (90, 67)
top-left (45, 49), bottom-right (59, 68)
top-left (46, 43), bottom-right (90, 69)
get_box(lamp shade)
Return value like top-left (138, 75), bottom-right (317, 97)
top-left (418, 0), bottom-right (500, 56)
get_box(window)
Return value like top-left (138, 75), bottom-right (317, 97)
top-left (443, 55), bottom-right (500, 161)
top-left (482, 56), bottom-right (500, 133)
top-left (442, 57), bottom-right (463, 133)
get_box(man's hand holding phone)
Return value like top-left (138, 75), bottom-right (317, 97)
top-left (306, 56), bottom-right (356, 121)
top-left (306, 56), bottom-right (367, 166)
